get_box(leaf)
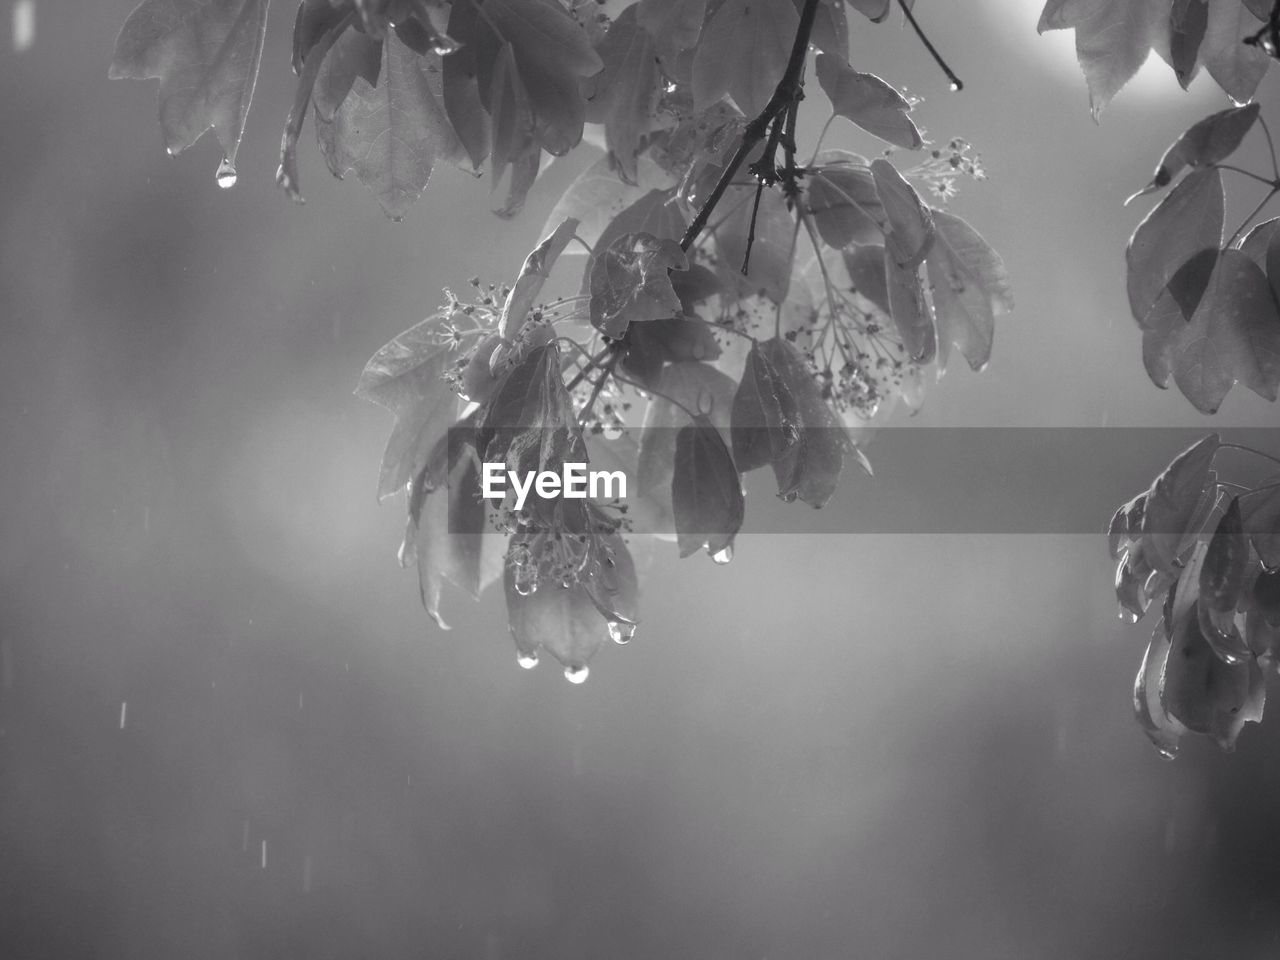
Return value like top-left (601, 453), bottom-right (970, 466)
top-left (848, 0), bottom-right (913, 22)
top-left (886, 256), bottom-right (935, 363)
top-left (814, 53), bottom-right (922, 150)
top-left (589, 232), bottom-right (689, 338)
top-left (1140, 432), bottom-right (1220, 574)
top-left (842, 244), bottom-right (891, 315)
top-left (1109, 491), bottom-right (1148, 559)
top-left (1133, 622), bottom-right (1188, 758)
top-left (692, 0), bottom-right (799, 116)
top-left (110, 0), bottom-right (270, 166)
top-left (315, 35), bottom-right (462, 219)
top-left (731, 340), bottom-right (802, 473)
top-left (476, 342), bottom-right (585, 485)
top-left (505, 561), bottom-right (609, 671)
top-left (1162, 596), bottom-right (1264, 748)
top-left (581, 189), bottom-right (688, 297)
top-left (1202, 0), bottom-right (1270, 103)
top-left (804, 0), bottom-right (849, 59)
top-left (1254, 567), bottom-right (1280, 624)
top-left (1127, 168), bottom-right (1224, 327)
top-left (759, 337), bottom-right (865, 506)
top-left (313, 25), bottom-right (382, 120)
top-left (583, 5), bottom-right (661, 182)
top-left (442, 1), bottom-right (490, 170)
top-left (1241, 476), bottom-right (1280, 568)
top-left (636, 362), bottom-right (737, 526)
top-left (1126, 103), bottom-right (1260, 203)
top-left (497, 217), bottom-right (580, 343)
top-left (1239, 217), bottom-right (1280, 266)
top-left (807, 166), bottom-right (884, 249)
top-left (870, 159), bottom-right (934, 268)
top-left (925, 209), bottom-right (1013, 373)
top-left (542, 152), bottom-right (674, 250)
top-left (405, 441), bottom-right (503, 629)
top-left (638, 0), bottom-right (707, 58)
top-left (1037, 0), bottom-right (1172, 117)
top-left (356, 315), bottom-right (463, 501)
top-left (673, 416), bottom-right (745, 558)
top-left (487, 42), bottom-right (541, 218)
top-left (714, 186), bottom-right (796, 304)
top-left (1153, 249), bottom-right (1280, 412)
top-left (1169, 0), bottom-right (1209, 89)
top-left (619, 310), bottom-right (723, 389)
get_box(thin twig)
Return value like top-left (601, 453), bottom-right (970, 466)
top-left (1219, 441), bottom-right (1280, 468)
top-left (897, 0), bottom-right (963, 91)
top-left (742, 179), bottom-right (767, 275)
top-left (1212, 163), bottom-right (1279, 188)
top-left (1227, 186), bottom-right (1280, 247)
top-left (1259, 114), bottom-right (1280, 183)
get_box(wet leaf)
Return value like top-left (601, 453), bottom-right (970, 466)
top-left (313, 25), bottom-right (381, 120)
top-left (1134, 622), bottom-right (1188, 757)
top-left (870, 159), bottom-right (934, 269)
top-left (315, 35), bottom-right (462, 219)
top-left (1241, 477), bottom-right (1280, 568)
top-left (731, 340), bottom-right (802, 473)
top-left (111, 0), bottom-right (270, 165)
top-left (487, 42), bottom-right (540, 218)
top-left (441, 0), bottom-right (490, 171)
top-left (815, 53), bottom-right (922, 150)
top-left (925, 209), bottom-right (1013, 373)
top-left (356, 315), bottom-right (464, 501)
top-left (1127, 168), bottom-right (1224, 328)
top-left (1202, 0), bottom-right (1271, 104)
top-left (760, 337), bottom-right (865, 506)
top-left (807, 166), bottom-right (884, 249)
top-left (589, 232), bottom-right (689, 338)
top-left (1198, 497), bottom-right (1251, 660)
top-left (581, 189), bottom-right (688, 297)
top-left (692, 0), bottom-right (798, 116)
top-left (505, 562), bottom-right (609, 671)
top-left (1140, 433), bottom-right (1220, 574)
top-left (1109, 492), bottom-right (1148, 560)
top-left (886, 256), bottom-right (935, 363)
top-left (673, 416), bottom-right (744, 558)
top-left (1126, 103), bottom-right (1259, 203)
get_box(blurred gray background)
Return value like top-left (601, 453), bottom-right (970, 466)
top-left (4, 2), bottom-right (1280, 958)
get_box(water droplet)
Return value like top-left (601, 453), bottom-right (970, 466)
top-left (517, 651), bottom-right (539, 670)
top-left (608, 621), bottom-right (637, 644)
top-left (118, 700), bottom-right (128, 730)
top-left (710, 544), bottom-right (733, 565)
top-left (432, 34), bottom-right (461, 55)
top-left (564, 664), bottom-right (589, 684)
top-left (1117, 606), bottom-right (1139, 624)
top-left (948, 81), bottom-right (960, 92)
top-left (515, 578), bottom-right (538, 597)
top-left (260, 839), bottom-right (268, 870)
top-left (602, 422), bottom-right (624, 440)
top-left (779, 490), bottom-right (798, 503)
top-left (215, 156), bottom-right (237, 189)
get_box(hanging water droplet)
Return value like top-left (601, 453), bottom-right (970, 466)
top-left (948, 81), bottom-right (960, 92)
top-left (431, 33), bottom-right (461, 55)
top-left (215, 156), bottom-right (238, 189)
top-left (517, 651), bottom-right (539, 670)
top-left (1117, 606), bottom-right (1139, 624)
top-left (564, 664), bottom-right (589, 684)
top-left (515, 578), bottom-right (538, 597)
top-left (602, 422), bottom-right (624, 440)
top-left (710, 544), bottom-right (733, 565)
top-left (608, 621), bottom-right (637, 644)
top-left (779, 490), bottom-right (798, 503)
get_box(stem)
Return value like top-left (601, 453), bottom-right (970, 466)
top-left (1260, 114), bottom-right (1280, 183)
top-left (563, 343), bottom-right (615, 393)
top-left (741, 179), bottom-right (767, 275)
top-left (1212, 163), bottom-right (1279, 188)
top-left (1218, 441), bottom-right (1280, 468)
top-left (1241, 479), bottom-right (1280, 499)
top-left (679, 0), bottom-right (825, 252)
top-left (1228, 187), bottom-right (1280, 247)
top-left (577, 358), bottom-right (615, 424)
top-left (897, 0), bottom-right (963, 91)
top-left (609, 368), bottom-right (699, 420)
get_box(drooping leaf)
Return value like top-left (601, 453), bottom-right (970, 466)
top-left (802, 0), bottom-right (849, 59)
top-left (1140, 432), bottom-right (1220, 574)
top-left (691, 0), bottom-right (799, 116)
top-left (110, 0), bottom-right (270, 169)
top-left (476, 342), bottom-right (585, 490)
top-left (505, 559), bottom-right (609, 672)
top-left (637, 0), bottom-right (707, 61)
top-left (925, 209), bottom-right (1013, 373)
top-left (589, 232), bottom-right (689, 338)
top-left (581, 189), bottom-right (688, 297)
top-left (313, 24), bottom-right (382, 120)
top-left (1148, 249), bottom-right (1280, 413)
top-left (356, 315), bottom-right (464, 501)
top-left (714, 186), bottom-right (797, 304)
top-left (885, 256), bottom-right (935, 363)
top-left (1037, 0), bottom-right (1173, 117)
top-left (842, 244), bottom-right (891, 315)
top-left (1198, 496), bottom-right (1252, 661)
top-left (1126, 103), bottom-right (1260, 203)
top-left (1127, 167), bottom-right (1224, 327)
top-left (1239, 217), bottom-right (1280, 267)
top-left (497, 217), bottom-right (580, 343)
top-left (583, 6), bottom-right (661, 182)
top-left (1169, 0), bottom-right (1209, 89)
top-left (870, 159), bottom-right (934, 268)
top-left (807, 165), bottom-right (884, 249)
top-left (730, 340), bottom-right (802, 473)
top-left (1109, 491), bottom-right (1148, 559)
top-left (1133, 621), bottom-right (1189, 757)
top-left (814, 53), bottom-right (922, 150)
top-left (315, 35), bottom-right (462, 219)
top-left (619, 311), bottom-right (722, 390)
top-left (1202, 0), bottom-right (1270, 103)
top-left (759, 337), bottom-right (866, 506)
top-left (487, 41), bottom-right (541, 218)
top-left (673, 416), bottom-right (745, 558)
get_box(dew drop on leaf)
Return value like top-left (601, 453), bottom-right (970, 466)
top-left (517, 652), bottom-right (540, 670)
top-left (710, 544), bottom-right (733, 565)
top-left (216, 157), bottom-right (238, 189)
top-left (564, 664), bottom-right (589, 684)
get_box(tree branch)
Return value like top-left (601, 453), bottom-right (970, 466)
top-left (679, 0), bottom-right (825, 253)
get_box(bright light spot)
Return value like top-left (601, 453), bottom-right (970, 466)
top-left (12, 1), bottom-right (34, 53)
